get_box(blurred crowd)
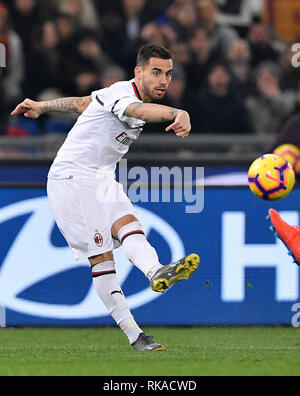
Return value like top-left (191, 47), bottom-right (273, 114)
top-left (1, 0), bottom-right (300, 137)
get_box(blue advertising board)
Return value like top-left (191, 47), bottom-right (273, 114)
top-left (0, 186), bottom-right (299, 326)
top-left (0, 165), bottom-right (248, 184)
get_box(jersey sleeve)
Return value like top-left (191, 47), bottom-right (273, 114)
top-left (92, 83), bottom-right (144, 128)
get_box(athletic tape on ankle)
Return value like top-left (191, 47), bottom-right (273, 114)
top-left (118, 221), bottom-right (145, 243)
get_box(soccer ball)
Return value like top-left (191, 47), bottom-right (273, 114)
top-left (248, 154), bottom-right (295, 201)
top-left (273, 144), bottom-right (300, 175)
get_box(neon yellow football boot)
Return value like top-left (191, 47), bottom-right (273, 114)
top-left (150, 254), bottom-right (200, 293)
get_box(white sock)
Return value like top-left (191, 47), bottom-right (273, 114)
top-left (119, 318), bottom-right (143, 344)
top-left (92, 261), bottom-right (143, 344)
top-left (118, 221), bottom-right (163, 278)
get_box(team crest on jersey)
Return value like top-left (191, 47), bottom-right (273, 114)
top-left (94, 232), bottom-right (103, 247)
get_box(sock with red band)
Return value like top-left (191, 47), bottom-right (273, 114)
top-left (118, 221), bottom-right (163, 278)
top-left (92, 261), bottom-right (143, 344)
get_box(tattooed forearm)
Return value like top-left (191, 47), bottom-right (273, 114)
top-left (169, 109), bottom-right (179, 117)
top-left (125, 103), bottom-right (181, 123)
top-left (157, 110), bottom-right (178, 123)
top-left (41, 96), bottom-right (92, 115)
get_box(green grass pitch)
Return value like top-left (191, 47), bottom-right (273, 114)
top-left (0, 327), bottom-right (299, 376)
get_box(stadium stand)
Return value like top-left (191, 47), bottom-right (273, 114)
top-left (0, 0), bottom-right (300, 163)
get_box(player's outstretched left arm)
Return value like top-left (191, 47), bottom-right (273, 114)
top-left (125, 103), bottom-right (191, 139)
top-left (11, 97), bottom-right (92, 119)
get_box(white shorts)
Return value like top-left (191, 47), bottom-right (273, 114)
top-left (47, 177), bottom-right (137, 260)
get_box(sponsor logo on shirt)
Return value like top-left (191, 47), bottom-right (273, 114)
top-left (116, 129), bottom-right (142, 146)
top-left (116, 132), bottom-right (134, 146)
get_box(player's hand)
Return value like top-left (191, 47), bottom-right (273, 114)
top-left (11, 98), bottom-right (43, 119)
top-left (165, 110), bottom-right (191, 139)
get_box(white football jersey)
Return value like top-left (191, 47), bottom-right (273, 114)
top-left (48, 79), bottom-right (145, 180)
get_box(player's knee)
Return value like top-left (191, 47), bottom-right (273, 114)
top-left (89, 251), bottom-right (113, 266)
top-left (111, 215), bottom-right (139, 238)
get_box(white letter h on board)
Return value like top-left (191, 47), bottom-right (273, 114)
top-left (222, 212), bottom-right (299, 302)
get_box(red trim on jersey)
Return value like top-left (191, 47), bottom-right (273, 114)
top-left (121, 230), bottom-right (145, 243)
top-left (132, 82), bottom-right (142, 101)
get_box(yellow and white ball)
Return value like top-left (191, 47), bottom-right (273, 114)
top-left (248, 154), bottom-right (295, 201)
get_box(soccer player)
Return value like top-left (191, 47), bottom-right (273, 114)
top-left (268, 209), bottom-right (300, 266)
top-left (11, 45), bottom-right (200, 351)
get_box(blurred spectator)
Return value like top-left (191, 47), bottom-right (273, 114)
top-left (246, 61), bottom-right (296, 136)
top-left (0, 2), bottom-right (24, 107)
top-left (191, 63), bottom-right (253, 134)
top-left (226, 39), bottom-right (253, 98)
top-left (94, 0), bottom-right (172, 23)
top-left (140, 22), bottom-right (177, 48)
top-left (167, 0), bottom-right (197, 42)
top-left (139, 23), bottom-right (166, 47)
top-left (117, 0), bottom-right (176, 72)
top-left (59, 0), bottom-right (99, 31)
top-left (166, 0), bottom-right (195, 18)
top-left (77, 33), bottom-right (112, 72)
top-left (280, 46), bottom-right (300, 91)
top-left (217, 0), bottom-right (263, 33)
top-left (65, 32), bottom-right (112, 96)
top-left (169, 42), bottom-right (191, 69)
top-left (101, 65), bottom-right (127, 88)
top-left (10, 0), bottom-right (57, 43)
top-left (56, 12), bottom-right (76, 53)
top-left (247, 22), bottom-right (287, 68)
top-left (10, 0), bottom-right (58, 83)
top-left (278, 82), bottom-right (300, 126)
top-left (196, 0), bottom-right (239, 56)
top-left (26, 20), bottom-right (63, 98)
top-left (122, 0), bottom-right (147, 42)
top-left (115, 0), bottom-right (152, 71)
top-left (94, 0), bottom-right (124, 61)
top-left (10, 0), bottom-right (37, 49)
top-left (186, 27), bottom-right (217, 92)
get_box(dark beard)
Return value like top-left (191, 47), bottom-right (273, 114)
top-left (143, 83), bottom-right (166, 102)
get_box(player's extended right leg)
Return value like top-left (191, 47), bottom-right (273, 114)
top-left (115, 218), bottom-right (200, 293)
top-left (150, 254), bottom-right (200, 293)
top-left (268, 209), bottom-right (300, 266)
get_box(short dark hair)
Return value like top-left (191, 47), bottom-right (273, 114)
top-left (136, 45), bottom-right (174, 66)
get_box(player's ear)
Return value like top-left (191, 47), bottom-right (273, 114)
top-left (134, 66), bottom-right (142, 81)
